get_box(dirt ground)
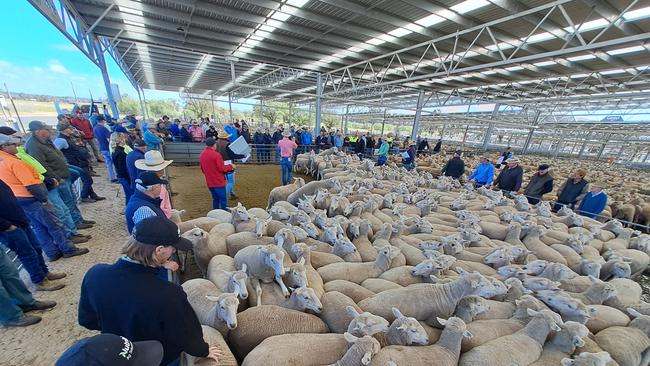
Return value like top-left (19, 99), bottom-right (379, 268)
top-left (168, 164), bottom-right (313, 219)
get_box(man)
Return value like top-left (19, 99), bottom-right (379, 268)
top-left (56, 334), bottom-right (164, 366)
top-left (200, 138), bottom-right (234, 209)
top-left (93, 118), bottom-right (116, 182)
top-left (441, 152), bottom-right (465, 179)
top-left (523, 164), bottom-right (554, 204)
top-left (577, 182), bottom-right (608, 219)
top-left (554, 169), bottom-right (589, 211)
top-left (112, 138), bottom-right (132, 205)
top-left (224, 121), bottom-right (239, 143)
top-left (493, 157), bottom-right (524, 196)
top-left (467, 156), bottom-right (495, 188)
top-left (253, 129), bottom-right (265, 162)
top-left (143, 123), bottom-right (162, 151)
top-left (433, 139), bottom-right (442, 153)
top-left (300, 127), bottom-right (313, 153)
top-left (0, 134), bottom-right (89, 260)
top-left (315, 130), bottom-right (329, 152)
top-left (278, 130), bottom-right (297, 185)
top-left (272, 126), bottom-right (283, 163)
top-left (78, 216), bottom-right (221, 365)
top-left (0, 177), bottom-right (66, 290)
top-left (215, 131), bottom-right (237, 199)
top-left (24, 121), bottom-right (94, 236)
top-left (125, 171), bottom-right (167, 234)
top-left (71, 109), bottom-right (102, 162)
top-left (0, 248), bottom-right (57, 327)
top-left (376, 137), bottom-right (389, 166)
top-left (134, 150), bottom-right (174, 220)
top-left (126, 139), bottom-right (147, 189)
top-left (495, 146), bottom-right (513, 169)
top-left (262, 128), bottom-right (272, 161)
top-left (332, 131), bottom-right (343, 149)
top-left (188, 121), bottom-right (205, 142)
top-left (169, 119), bottom-right (181, 140)
top-left (402, 140), bottom-right (417, 170)
top-left (418, 138), bottom-right (431, 154)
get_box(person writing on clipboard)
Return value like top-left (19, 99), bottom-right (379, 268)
top-left (278, 130), bottom-right (297, 185)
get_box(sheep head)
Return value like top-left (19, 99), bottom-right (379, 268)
top-left (522, 260), bottom-right (549, 275)
top-left (232, 203), bottom-right (250, 222)
top-left (261, 245), bottom-right (286, 277)
top-left (522, 277), bottom-right (560, 292)
top-left (229, 265), bottom-right (249, 300)
top-left (346, 306), bottom-right (389, 336)
top-left (290, 287), bottom-right (322, 314)
top-left (580, 259), bottom-right (602, 278)
top-left (436, 316), bottom-right (473, 339)
top-left (205, 292), bottom-right (239, 330)
top-left (254, 217), bottom-right (270, 238)
top-left (628, 308), bottom-right (650, 337)
top-left (342, 333), bottom-right (381, 366)
top-left (526, 308), bottom-right (564, 332)
top-left (555, 321), bottom-right (590, 349)
top-left (561, 352), bottom-right (613, 366)
top-left (333, 238), bottom-right (357, 257)
top-left (497, 265), bottom-right (525, 278)
top-left (388, 307), bottom-right (429, 346)
top-left (283, 258), bottom-right (308, 289)
top-left (181, 227), bottom-right (207, 248)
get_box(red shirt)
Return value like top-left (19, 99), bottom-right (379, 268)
top-left (71, 116), bottom-right (94, 139)
top-left (199, 147), bottom-right (233, 188)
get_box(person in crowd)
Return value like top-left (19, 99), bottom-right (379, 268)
top-left (125, 171), bottom-right (166, 233)
top-left (156, 121), bottom-right (171, 141)
top-left (215, 131), bottom-right (237, 199)
top-left (224, 121), bottom-right (239, 143)
top-left (468, 155), bottom-right (495, 187)
top-left (577, 182), bottom-right (608, 219)
top-left (88, 109), bottom-right (102, 127)
top-left (169, 119), bottom-right (181, 140)
top-left (0, 134), bottom-right (89, 261)
top-left (78, 216), bottom-right (221, 365)
top-left (315, 130), bottom-right (329, 152)
top-left (111, 138), bottom-right (133, 205)
top-left (402, 137), bottom-right (411, 151)
top-left (441, 152), bottom-right (465, 179)
top-left (25, 121), bottom-right (95, 237)
top-left (272, 126), bottom-right (283, 163)
top-left (418, 138), bottom-right (430, 154)
top-left (0, 247), bottom-right (57, 327)
top-left (179, 122), bottom-right (192, 142)
top-left (56, 333), bottom-right (164, 366)
top-left (205, 124), bottom-right (218, 140)
top-left (300, 126), bottom-right (313, 153)
top-left (200, 137), bottom-right (234, 210)
top-left (144, 123), bottom-right (163, 151)
top-left (253, 129), bottom-right (265, 162)
top-left (126, 139), bottom-right (147, 189)
top-left (376, 137), bottom-right (389, 166)
top-left (0, 178), bottom-right (66, 291)
top-left (93, 118), bottom-right (116, 182)
top-left (278, 130), bottom-right (297, 185)
top-left (241, 122), bottom-right (252, 143)
top-left (402, 140), bottom-right (417, 170)
top-left (365, 133), bottom-right (374, 157)
top-left (188, 121), bottom-right (205, 143)
top-left (523, 164), bottom-right (554, 205)
top-left (71, 109), bottom-right (102, 162)
top-left (433, 138), bottom-right (442, 153)
top-left (134, 151), bottom-right (174, 219)
top-left (495, 146), bottom-right (513, 169)
top-left (554, 168), bottom-right (589, 211)
top-left (352, 132), bottom-right (364, 158)
top-left (261, 128), bottom-right (272, 161)
top-left (493, 157), bottom-right (524, 197)
top-left (333, 131), bottom-right (343, 149)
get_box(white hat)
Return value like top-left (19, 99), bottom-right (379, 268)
top-left (135, 150), bottom-right (173, 171)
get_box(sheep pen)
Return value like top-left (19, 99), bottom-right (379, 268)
top-left (172, 147), bottom-right (650, 366)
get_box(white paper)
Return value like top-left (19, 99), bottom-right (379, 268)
top-left (224, 160), bottom-right (232, 165)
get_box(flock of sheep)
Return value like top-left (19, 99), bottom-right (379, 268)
top-left (171, 147), bottom-right (650, 366)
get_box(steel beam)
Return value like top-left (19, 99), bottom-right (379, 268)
top-left (315, 73), bottom-right (323, 133)
top-left (94, 38), bottom-right (119, 119)
top-left (411, 90), bottom-right (424, 140)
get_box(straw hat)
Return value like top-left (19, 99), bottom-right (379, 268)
top-left (408, 140), bottom-right (417, 146)
top-left (506, 157), bottom-right (520, 164)
top-left (282, 130), bottom-right (291, 137)
top-left (217, 130), bottom-right (231, 139)
top-left (134, 150), bottom-right (173, 171)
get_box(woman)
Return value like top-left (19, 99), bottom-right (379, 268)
top-left (111, 138), bottom-right (133, 205)
top-left (78, 217), bottom-right (222, 366)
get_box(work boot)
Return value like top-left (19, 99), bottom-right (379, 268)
top-left (82, 219), bottom-right (96, 224)
top-left (62, 248), bottom-right (89, 258)
top-left (35, 279), bottom-right (65, 292)
top-left (20, 300), bottom-right (57, 312)
top-left (70, 235), bottom-right (89, 244)
top-left (46, 272), bottom-right (66, 281)
top-left (81, 197), bottom-right (96, 203)
top-left (91, 196), bottom-right (106, 201)
top-left (77, 222), bottom-right (93, 230)
top-left (73, 233), bottom-right (92, 239)
top-left (4, 315), bottom-right (41, 327)
top-left (47, 254), bottom-right (62, 262)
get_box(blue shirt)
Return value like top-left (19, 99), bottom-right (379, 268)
top-left (169, 123), bottom-right (180, 137)
top-left (143, 130), bottom-right (161, 151)
top-left (578, 191), bottom-right (608, 219)
top-left (126, 148), bottom-right (145, 188)
top-left (468, 162), bottom-right (495, 185)
top-left (301, 131), bottom-right (313, 145)
top-left (224, 125), bottom-right (239, 143)
top-left (93, 124), bottom-right (111, 151)
top-left (333, 135), bottom-right (343, 148)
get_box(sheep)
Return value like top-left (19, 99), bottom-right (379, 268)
top-left (599, 258), bottom-right (632, 281)
top-left (178, 217), bottom-right (222, 233)
top-left (206, 255), bottom-right (249, 300)
top-left (565, 277), bottom-right (618, 305)
top-left (317, 246), bottom-right (401, 284)
top-left (248, 282), bottom-right (322, 313)
top-left (346, 306), bottom-right (390, 337)
top-left (234, 244), bottom-right (290, 304)
top-left (594, 308), bottom-right (650, 366)
top-left (290, 243), bottom-right (325, 298)
top-left (287, 179), bottom-right (339, 205)
top-left (182, 325), bottom-right (238, 366)
top-left (267, 177), bottom-right (306, 209)
top-left (529, 321), bottom-right (590, 366)
top-left (360, 278), bottom-right (403, 293)
top-left (523, 225), bottom-right (568, 265)
top-left (584, 304), bottom-right (631, 333)
top-left (324, 280), bottom-right (376, 303)
top-left (561, 352), bottom-right (614, 366)
top-left (207, 209), bottom-right (232, 223)
top-left (458, 309), bottom-right (564, 366)
top-left (181, 279), bottom-right (239, 336)
top-left (228, 305), bottom-right (330, 360)
top-left (370, 316), bottom-right (472, 366)
top-left (453, 296), bottom-right (489, 323)
top-left (182, 227), bottom-right (211, 275)
top-left (535, 289), bottom-right (596, 324)
top-left (376, 307), bottom-right (429, 346)
top-left (321, 291), bottom-right (362, 333)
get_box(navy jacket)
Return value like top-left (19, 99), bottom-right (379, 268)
top-left (125, 190), bottom-right (165, 233)
top-left (0, 179), bottom-right (30, 231)
top-left (494, 165), bottom-right (524, 192)
top-left (78, 258), bottom-right (209, 365)
top-left (111, 146), bottom-right (130, 180)
top-left (126, 148), bottom-right (146, 188)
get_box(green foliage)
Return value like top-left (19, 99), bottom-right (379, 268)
top-left (183, 98), bottom-right (211, 119)
top-left (116, 95), bottom-right (140, 115)
top-left (322, 114), bottom-right (339, 129)
top-left (117, 95), bottom-right (180, 119)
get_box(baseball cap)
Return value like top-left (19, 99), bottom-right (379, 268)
top-left (55, 334), bottom-right (163, 366)
top-left (538, 164), bottom-right (550, 170)
top-left (132, 216), bottom-right (193, 250)
top-left (205, 137), bottom-right (216, 146)
top-left (0, 134), bottom-right (21, 146)
top-left (0, 126), bottom-right (22, 137)
top-left (28, 120), bottom-right (48, 132)
top-left (133, 139), bottom-right (147, 147)
top-left (134, 171), bottom-right (168, 188)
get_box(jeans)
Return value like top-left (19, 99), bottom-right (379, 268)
top-left (208, 187), bottom-right (227, 210)
top-left (100, 150), bottom-right (116, 181)
top-left (0, 249), bottom-right (35, 325)
top-left (58, 179), bottom-right (83, 225)
top-left (0, 226), bottom-right (48, 284)
top-left (47, 187), bottom-right (77, 236)
top-left (18, 199), bottom-right (76, 259)
top-left (118, 177), bottom-right (133, 205)
top-left (274, 146), bottom-right (280, 163)
top-left (281, 157), bottom-right (292, 185)
top-left (225, 172), bottom-right (235, 196)
top-left (68, 164), bottom-right (94, 199)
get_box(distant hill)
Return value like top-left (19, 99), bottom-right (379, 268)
top-left (0, 92), bottom-right (95, 104)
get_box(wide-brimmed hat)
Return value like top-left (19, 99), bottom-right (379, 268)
top-left (506, 157), bottom-right (520, 163)
top-left (134, 150), bottom-right (173, 171)
top-left (282, 130), bottom-right (291, 137)
top-left (217, 130), bottom-right (231, 139)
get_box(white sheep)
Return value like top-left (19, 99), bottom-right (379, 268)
top-left (317, 246), bottom-right (401, 284)
top-left (345, 306), bottom-right (389, 337)
top-left (181, 279), bottom-right (239, 336)
top-left (267, 177), bottom-right (306, 209)
top-left (206, 255), bottom-right (249, 300)
top-left (234, 244), bottom-right (290, 304)
top-left (594, 308), bottom-right (650, 366)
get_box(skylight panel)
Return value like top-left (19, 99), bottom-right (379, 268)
top-left (525, 32), bottom-right (554, 43)
top-left (567, 54), bottom-right (596, 61)
top-left (388, 28), bottom-right (411, 37)
top-left (260, 24), bottom-right (275, 32)
top-left (271, 11), bottom-right (291, 21)
top-left (606, 45), bottom-right (645, 56)
top-left (505, 66), bottom-right (524, 71)
top-left (623, 6), bottom-right (650, 21)
top-left (600, 69), bottom-right (626, 75)
top-left (405, 23), bottom-right (424, 32)
top-left (451, 0), bottom-right (490, 14)
top-left (366, 37), bottom-right (386, 46)
top-left (416, 14), bottom-right (445, 27)
top-left (533, 60), bottom-right (556, 67)
top-left (286, 0), bottom-right (309, 7)
top-left (124, 19), bottom-right (145, 27)
top-left (118, 6), bottom-right (144, 16)
top-left (567, 18), bottom-right (609, 32)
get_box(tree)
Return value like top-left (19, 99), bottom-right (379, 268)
top-left (183, 94), bottom-right (211, 118)
top-left (148, 99), bottom-right (180, 118)
top-left (322, 114), bottom-right (339, 129)
top-left (253, 101), bottom-right (286, 127)
top-left (117, 95), bottom-right (140, 115)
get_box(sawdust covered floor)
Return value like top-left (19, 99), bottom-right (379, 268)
top-left (168, 164), bottom-right (313, 219)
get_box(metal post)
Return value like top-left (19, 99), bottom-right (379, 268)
top-left (258, 99), bottom-right (264, 126)
top-left (596, 133), bottom-right (610, 159)
top-left (141, 87), bottom-right (149, 119)
top-left (288, 103), bottom-right (293, 126)
top-left (136, 87), bottom-right (146, 120)
top-left (482, 103), bottom-right (500, 151)
top-left (94, 40), bottom-right (119, 119)
top-left (228, 92), bottom-right (233, 121)
top-left (211, 94), bottom-right (215, 119)
top-left (3, 83), bottom-right (25, 132)
top-left (578, 132), bottom-right (590, 158)
top-left (314, 73), bottom-right (322, 133)
top-left (630, 147), bottom-right (640, 162)
top-left (381, 108), bottom-right (387, 136)
top-left (462, 123), bottom-right (470, 146)
top-left (616, 145), bottom-right (625, 160)
top-left (643, 149), bottom-right (650, 163)
top-left (308, 103), bottom-right (312, 130)
top-left (411, 90), bottom-right (424, 140)
top-left (343, 105), bottom-right (349, 133)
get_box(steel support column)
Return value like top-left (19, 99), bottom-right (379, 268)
top-left (522, 110), bottom-right (541, 155)
top-left (578, 132), bottom-right (591, 158)
top-left (314, 73), bottom-right (322, 133)
top-left (482, 103), bottom-right (500, 151)
top-left (137, 87), bottom-right (146, 120)
top-left (411, 90), bottom-right (424, 141)
top-left (596, 134), bottom-right (610, 159)
top-left (228, 92), bottom-right (233, 121)
top-left (258, 99), bottom-right (264, 126)
top-left (462, 124), bottom-right (470, 146)
top-left (643, 149), bottom-right (650, 163)
top-left (308, 103), bottom-right (312, 130)
top-left (344, 105), bottom-right (349, 134)
top-left (211, 94), bottom-right (215, 119)
top-left (141, 88), bottom-right (149, 120)
top-left (381, 108), bottom-right (387, 136)
top-left (94, 40), bottom-right (119, 119)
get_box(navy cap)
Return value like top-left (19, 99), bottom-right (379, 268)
top-left (0, 126), bottom-right (17, 136)
top-left (135, 171), bottom-right (168, 188)
top-left (28, 120), bottom-right (48, 131)
top-left (55, 334), bottom-right (163, 366)
top-left (132, 216), bottom-right (193, 251)
top-left (205, 137), bottom-right (216, 146)
top-left (538, 164), bottom-right (550, 170)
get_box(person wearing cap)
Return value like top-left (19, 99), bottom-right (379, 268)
top-left (71, 109), bottom-right (103, 163)
top-left (467, 155), bottom-right (495, 188)
top-left (188, 121), bottom-right (205, 143)
top-left (554, 168), bottom-right (590, 212)
top-left (278, 130), bottom-right (298, 185)
top-left (169, 119), bottom-right (181, 140)
top-left (215, 130), bottom-right (239, 199)
top-left (134, 150), bottom-right (174, 220)
top-left (126, 139), bottom-right (147, 189)
top-left (78, 216), bottom-right (221, 365)
top-left (495, 146), bottom-right (513, 169)
top-left (577, 183), bottom-right (608, 219)
top-left (417, 138), bottom-right (430, 154)
top-left (523, 164), bottom-right (554, 205)
top-left (0, 134), bottom-right (89, 261)
top-left (200, 137), bottom-right (235, 209)
top-left (493, 157), bottom-right (524, 196)
top-left (179, 122), bottom-right (192, 142)
top-left (56, 334), bottom-right (165, 366)
top-left (376, 136), bottom-right (390, 166)
top-left (441, 152), bottom-right (465, 179)
top-left (272, 126), bottom-right (283, 163)
top-left (144, 123), bottom-right (163, 151)
top-left (402, 140), bottom-right (417, 171)
top-left (125, 171), bottom-right (167, 233)
top-left (300, 127), bottom-right (313, 153)
top-left (93, 117), bottom-right (116, 182)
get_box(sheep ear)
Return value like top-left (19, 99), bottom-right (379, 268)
top-left (560, 358), bottom-right (575, 366)
top-left (343, 332), bottom-right (358, 343)
top-left (627, 308), bottom-right (642, 318)
top-left (298, 257), bottom-right (305, 265)
top-left (587, 275), bottom-right (599, 283)
top-left (526, 308), bottom-right (539, 316)
top-left (346, 306), bottom-right (360, 317)
top-left (456, 267), bottom-right (468, 274)
top-left (573, 336), bottom-right (585, 347)
top-left (240, 263), bottom-right (247, 273)
top-left (436, 317), bottom-right (448, 326)
top-left (429, 275), bottom-right (439, 283)
top-left (391, 307), bottom-right (404, 319)
top-left (463, 330), bottom-right (473, 339)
